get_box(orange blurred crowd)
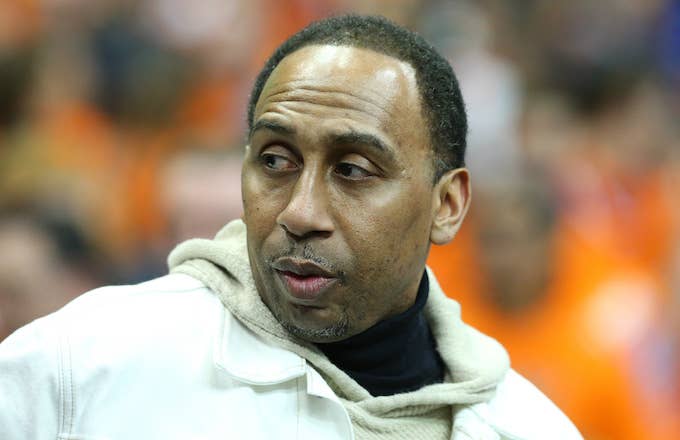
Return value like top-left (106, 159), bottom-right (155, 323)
top-left (1, 1), bottom-right (679, 439)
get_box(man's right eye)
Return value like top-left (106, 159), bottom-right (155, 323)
top-left (261, 153), bottom-right (297, 171)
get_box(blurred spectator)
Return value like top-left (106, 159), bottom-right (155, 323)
top-left (0, 209), bottom-right (103, 341)
top-left (428, 167), bottom-right (669, 439)
top-left (160, 148), bottom-right (243, 244)
top-left (420, 1), bottom-right (524, 178)
top-left (535, 77), bottom-right (678, 279)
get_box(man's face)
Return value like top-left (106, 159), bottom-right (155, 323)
top-left (242, 45), bottom-right (438, 342)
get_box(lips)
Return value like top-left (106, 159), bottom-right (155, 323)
top-left (272, 258), bottom-right (338, 301)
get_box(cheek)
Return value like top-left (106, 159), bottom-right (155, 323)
top-left (335, 182), bottom-right (432, 270)
top-left (241, 169), bottom-right (285, 238)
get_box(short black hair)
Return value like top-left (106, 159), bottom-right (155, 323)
top-left (247, 14), bottom-right (467, 180)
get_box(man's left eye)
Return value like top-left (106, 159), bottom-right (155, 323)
top-left (334, 163), bottom-right (372, 179)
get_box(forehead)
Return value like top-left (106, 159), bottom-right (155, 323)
top-left (262, 44), bottom-right (419, 97)
top-left (253, 45), bottom-right (427, 149)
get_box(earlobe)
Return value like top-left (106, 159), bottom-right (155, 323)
top-left (430, 168), bottom-right (471, 245)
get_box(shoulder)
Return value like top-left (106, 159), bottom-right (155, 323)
top-left (0, 274), bottom-right (235, 438)
top-left (461, 370), bottom-right (583, 440)
top-left (52, 273), bottom-right (215, 333)
top-left (1, 273), bottom-right (223, 365)
top-left (62, 272), bottom-right (210, 311)
top-left (59, 272), bottom-right (214, 323)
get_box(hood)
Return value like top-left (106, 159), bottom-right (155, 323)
top-left (168, 219), bottom-right (510, 416)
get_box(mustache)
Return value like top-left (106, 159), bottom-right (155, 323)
top-left (267, 243), bottom-right (346, 280)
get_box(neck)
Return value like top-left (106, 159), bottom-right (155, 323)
top-left (315, 272), bottom-right (445, 396)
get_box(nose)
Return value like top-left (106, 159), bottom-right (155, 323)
top-left (276, 169), bottom-right (334, 239)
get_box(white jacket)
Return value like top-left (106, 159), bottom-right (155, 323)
top-left (0, 273), bottom-right (582, 440)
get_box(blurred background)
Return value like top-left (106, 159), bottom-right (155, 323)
top-left (0, 0), bottom-right (678, 438)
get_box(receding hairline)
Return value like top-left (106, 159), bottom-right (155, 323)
top-left (251, 43), bottom-right (421, 114)
top-left (248, 41), bottom-right (426, 113)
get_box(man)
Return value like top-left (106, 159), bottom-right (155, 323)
top-left (0, 15), bottom-right (581, 439)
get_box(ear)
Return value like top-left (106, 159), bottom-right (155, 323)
top-left (430, 168), bottom-right (471, 245)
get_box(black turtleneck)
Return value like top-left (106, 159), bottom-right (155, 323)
top-left (315, 273), bottom-right (445, 397)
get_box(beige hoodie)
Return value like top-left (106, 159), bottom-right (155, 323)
top-left (168, 220), bottom-right (509, 439)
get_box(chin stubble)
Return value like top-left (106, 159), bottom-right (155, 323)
top-left (279, 311), bottom-right (350, 342)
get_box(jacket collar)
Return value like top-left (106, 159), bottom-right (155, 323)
top-left (214, 307), bottom-right (307, 385)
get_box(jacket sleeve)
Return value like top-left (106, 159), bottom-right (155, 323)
top-left (0, 318), bottom-right (62, 439)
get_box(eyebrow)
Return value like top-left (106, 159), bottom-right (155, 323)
top-left (250, 119), bottom-right (296, 139)
top-left (329, 130), bottom-right (391, 154)
top-left (250, 118), bottom-right (394, 157)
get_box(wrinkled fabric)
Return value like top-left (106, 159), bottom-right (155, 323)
top-left (168, 219), bottom-right (510, 423)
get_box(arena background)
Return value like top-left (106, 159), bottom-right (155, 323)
top-left (0, 0), bottom-right (678, 438)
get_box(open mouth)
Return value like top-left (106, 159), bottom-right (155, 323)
top-left (271, 257), bottom-right (338, 301)
top-left (276, 270), bottom-right (337, 301)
